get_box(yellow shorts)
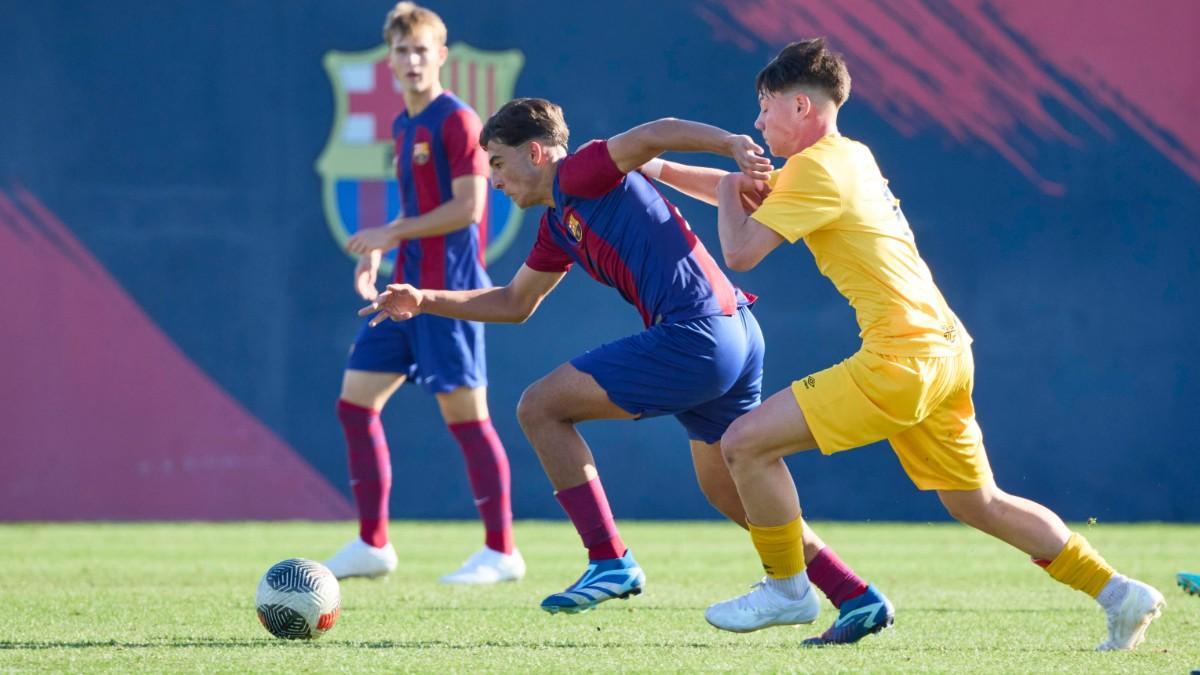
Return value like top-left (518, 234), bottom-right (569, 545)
top-left (792, 347), bottom-right (992, 491)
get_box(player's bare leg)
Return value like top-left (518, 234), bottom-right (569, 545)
top-left (517, 363), bottom-right (637, 489)
top-left (341, 369), bottom-right (407, 411)
top-left (691, 439), bottom-right (820, 556)
top-left (691, 440), bottom-right (748, 527)
top-left (516, 363), bottom-right (644, 614)
top-left (707, 403), bottom-right (894, 639)
top-left (718, 387), bottom-right (818, 524)
top-left (435, 386), bottom-right (524, 584)
top-left (938, 481), bottom-right (1164, 651)
top-left (937, 481), bottom-right (1071, 561)
top-left (325, 369), bottom-right (406, 579)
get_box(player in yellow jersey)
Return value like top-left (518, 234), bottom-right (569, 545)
top-left (643, 38), bottom-right (1164, 650)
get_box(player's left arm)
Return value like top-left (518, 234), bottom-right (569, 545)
top-left (717, 172), bottom-right (784, 271)
top-left (605, 118), bottom-right (772, 180)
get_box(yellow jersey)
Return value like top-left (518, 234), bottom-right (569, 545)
top-left (752, 134), bottom-right (967, 356)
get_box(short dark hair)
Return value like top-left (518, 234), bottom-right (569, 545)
top-left (755, 38), bottom-right (850, 106)
top-left (479, 98), bottom-right (569, 150)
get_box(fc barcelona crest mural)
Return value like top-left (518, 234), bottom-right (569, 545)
top-left (316, 43), bottom-right (525, 271)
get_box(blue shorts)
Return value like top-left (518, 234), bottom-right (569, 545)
top-left (571, 306), bottom-right (764, 443)
top-left (346, 313), bottom-right (486, 394)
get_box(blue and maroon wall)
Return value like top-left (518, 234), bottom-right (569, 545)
top-left (2, 1), bottom-right (1196, 522)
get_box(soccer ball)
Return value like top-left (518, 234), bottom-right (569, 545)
top-left (255, 558), bottom-right (341, 640)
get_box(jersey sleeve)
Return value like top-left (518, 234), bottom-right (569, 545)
top-left (523, 214), bottom-right (574, 273)
top-left (441, 108), bottom-right (490, 179)
top-left (557, 140), bottom-right (625, 199)
top-left (752, 154), bottom-right (842, 243)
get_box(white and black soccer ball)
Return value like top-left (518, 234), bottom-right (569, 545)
top-left (255, 558), bottom-right (341, 640)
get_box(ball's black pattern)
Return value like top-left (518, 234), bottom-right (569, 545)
top-left (264, 558), bottom-right (325, 593)
top-left (255, 557), bottom-right (339, 640)
top-left (257, 604), bottom-right (312, 640)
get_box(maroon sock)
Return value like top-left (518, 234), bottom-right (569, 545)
top-left (807, 546), bottom-right (869, 608)
top-left (555, 477), bottom-right (626, 561)
top-left (336, 399), bottom-right (391, 548)
top-left (447, 418), bottom-right (514, 554)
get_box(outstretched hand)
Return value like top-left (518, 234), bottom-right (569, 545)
top-left (726, 134), bottom-right (772, 181)
top-left (358, 283), bottom-right (425, 326)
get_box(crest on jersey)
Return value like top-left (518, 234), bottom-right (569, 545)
top-left (565, 212), bottom-right (583, 243)
top-left (315, 43), bottom-right (525, 271)
top-left (412, 141), bottom-right (431, 165)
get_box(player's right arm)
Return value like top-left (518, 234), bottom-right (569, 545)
top-left (346, 108), bottom-right (491, 255)
top-left (360, 264), bottom-right (565, 326)
top-left (717, 172), bottom-right (785, 271)
top-left (717, 154), bottom-right (841, 271)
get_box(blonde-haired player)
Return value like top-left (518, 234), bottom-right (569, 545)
top-left (324, 2), bottom-right (524, 585)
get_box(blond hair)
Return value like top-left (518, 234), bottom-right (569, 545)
top-left (382, 2), bottom-right (447, 45)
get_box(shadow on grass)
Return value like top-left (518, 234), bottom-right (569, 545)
top-left (0, 638), bottom-right (732, 651)
top-left (0, 636), bottom-right (1101, 654)
top-left (2, 639), bottom-right (286, 650)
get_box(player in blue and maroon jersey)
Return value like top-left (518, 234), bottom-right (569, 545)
top-left (325, 2), bottom-right (524, 585)
top-left (361, 98), bottom-right (888, 627)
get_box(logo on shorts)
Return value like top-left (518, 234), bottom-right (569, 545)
top-left (316, 42), bottom-right (526, 272)
top-left (943, 322), bottom-right (959, 343)
top-left (412, 141), bottom-right (431, 165)
top-left (801, 375), bottom-right (817, 390)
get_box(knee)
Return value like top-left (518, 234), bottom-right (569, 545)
top-left (516, 380), bottom-right (555, 431)
top-left (719, 417), bottom-right (760, 469)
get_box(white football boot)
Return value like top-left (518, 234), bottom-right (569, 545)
top-left (1097, 578), bottom-right (1165, 651)
top-left (440, 547), bottom-right (526, 584)
top-left (324, 538), bottom-right (398, 579)
top-left (705, 578), bottom-right (821, 633)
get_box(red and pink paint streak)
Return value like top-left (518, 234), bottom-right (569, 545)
top-left (701, 0), bottom-right (1199, 193)
top-left (0, 186), bottom-right (353, 520)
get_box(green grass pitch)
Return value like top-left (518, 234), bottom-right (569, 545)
top-left (2, 521), bottom-right (1197, 672)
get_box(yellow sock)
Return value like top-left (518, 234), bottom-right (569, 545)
top-left (748, 516), bottom-right (805, 579)
top-left (1043, 532), bottom-right (1115, 597)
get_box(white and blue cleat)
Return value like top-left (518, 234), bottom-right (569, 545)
top-left (802, 583), bottom-right (895, 646)
top-left (541, 550), bottom-right (646, 614)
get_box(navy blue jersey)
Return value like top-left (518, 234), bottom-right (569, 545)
top-left (525, 140), bottom-right (750, 327)
top-left (391, 92), bottom-right (491, 290)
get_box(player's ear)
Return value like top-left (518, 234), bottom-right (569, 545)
top-left (528, 140), bottom-right (544, 165)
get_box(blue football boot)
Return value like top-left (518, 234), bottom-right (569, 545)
top-left (802, 583), bottom-right (895, 646)
top-left (541, 549), bottom-right (646, 614)
top-left (1178, 572), bottom-right (1200, 596)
